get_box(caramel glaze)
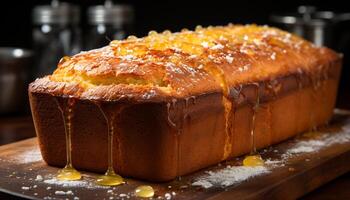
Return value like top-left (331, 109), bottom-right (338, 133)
top-left (94, 102), bottom-right (125, 186)
top-left (54, 95), bottom-right (126, 184)
top-left (166, 99), bottom-right (178, 179)
top-left (180, 97), bottom-right (196, 179)
top-left (167, 98), bottom-right (183, 180)
top-left (166, 95), bottom-right (200, 179)
top-left (54, 97), bottom-right (82, 181)
top-left (250, 83), bottom-right (260, 155)
top-left (225, 60), bottom-right (337, 162)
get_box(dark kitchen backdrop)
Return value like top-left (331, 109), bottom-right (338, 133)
top-left (0, 0), bottom-right (349, 116)
top-left (2, 0), bottom-right (350, 47)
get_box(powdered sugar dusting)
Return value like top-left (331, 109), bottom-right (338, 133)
top-left (282, 130), bottom-right (350, 160)
top-left (14, 148), bottom-right (42, 164)
top-left (288, 146), bottom-right (315, 154)
top-left (287, 140), bottom-right (325, 154)
top-left (192, 166), bottom-right (269, 188)
top-left (264, 159), bottom-right (284, 166)
top-left (225, 55), bottom-right (234, 63)
top-left (192, 110), bottom-right (350, 189)
top-left (44, 178), bottom-right (88, 187)
top-left (267, 131), bottom-right (350, 165)
top-left (43, 178), bottom-right (108, 189)
top-left (55, 190), bottom-right (74, 195)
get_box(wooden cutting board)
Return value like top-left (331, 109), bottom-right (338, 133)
top-left (0, 110), bottom-right (350, 200)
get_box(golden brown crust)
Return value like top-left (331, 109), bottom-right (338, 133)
top-left (29, 24), bottom-right (340, 102)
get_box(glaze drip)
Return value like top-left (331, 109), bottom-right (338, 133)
top-left (250, 84), bottom-right (260, 155)
top-left (243, 83), bottom-right (265, 166)
top-left (55, 97), bottom-right (82, 181)
top-left (200, 62), bottom-right (233, 160)
top-left (166, 99), bottom-right (178, 128)
top-left (95, 104), bottom-right (125, 186)
top-left (167, 99), bottom-right (184, 180)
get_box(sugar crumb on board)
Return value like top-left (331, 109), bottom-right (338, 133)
top-left (192, 166), bottom-right (269, 188)
top-left (12, 148), bottom-right (42, 164)
top-left (54, 190), bottom-right (74, 195)
top-left (192, 119), bottom-right (350, 189)
top-left (21, 186), bottom-right (30, 190)
top-left (35, 175), bottom-right (43, 181)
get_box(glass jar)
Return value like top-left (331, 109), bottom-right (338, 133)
top-left (32, 1), bottom-right (81, 77)
top-left (85, 1), bottom-right (134, 50)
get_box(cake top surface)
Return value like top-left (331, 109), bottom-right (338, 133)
top-left (30, 24), bottom-right (339, 102)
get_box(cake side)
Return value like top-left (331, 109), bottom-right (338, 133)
top-left (29, 66), bottom-right (341, 181)
top-left (29, 58), bottom-right (342, 181)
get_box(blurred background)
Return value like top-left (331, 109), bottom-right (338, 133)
top-left (0, 0), bottom-right (349, 117)
top-left (0, 0), bottom-right (349, 114)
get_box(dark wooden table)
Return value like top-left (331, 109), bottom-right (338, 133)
top-left (0, 115), bottom-right (349, 199)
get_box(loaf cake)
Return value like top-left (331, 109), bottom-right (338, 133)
top-left (29, 24), bottom-right (342, 181)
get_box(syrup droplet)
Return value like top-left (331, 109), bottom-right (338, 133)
top-left (148, 30), bottom-right (158, 36)
top-left (163, 30), bottom-right (172, 35)
top-left (127, 35), bottom-right (138, 40)
top-left (96, 169), bottom-right (124, 186)
top-left (57, 165), bottom-right (82, 181)
top-left (181, 28), bottom-right (189, 32)
top-left (243, 155), bottom-right (264, 167)
top-left (109, 40), bottom-right (119, 46)
top-left (58, 56), bottom-right (71, 66)
top-left (195, 25), bottom-right (203, 31)
top-left (135, 185), bottom-right (155, 198)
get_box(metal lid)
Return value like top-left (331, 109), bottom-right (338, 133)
top-left (270, 6), bottom-right (342, 26)
top-left (88, 1), bottom-right (134, 26)
top-left (270, 13), bottom-right (304, 25)
top-left (312, 11), bottom-right (335, 20)
top-left (32, 1), bottom-right (80, 25)
top-left (0, 48), bottom-right (33, 60)
top-left (270, 6), bottom-right (317, 25)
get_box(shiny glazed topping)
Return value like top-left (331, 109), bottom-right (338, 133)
top-left (34, 24), bottom-right (338, 101)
